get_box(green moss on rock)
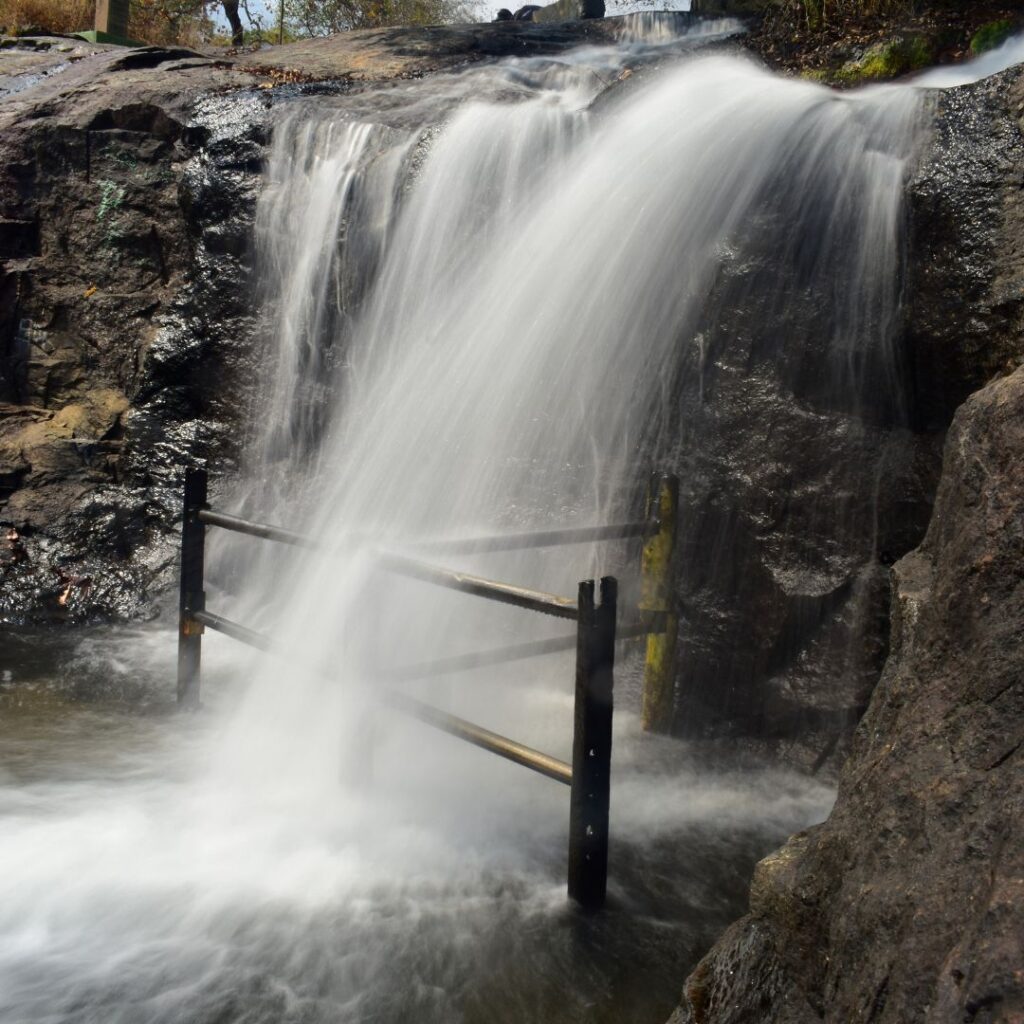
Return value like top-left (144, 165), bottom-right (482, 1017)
top-left (836, 34), bottom-right (933, 84)
top-left (970, 19), bottom-right (1014, 56)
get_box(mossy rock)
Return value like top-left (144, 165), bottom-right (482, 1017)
top-left (970, 19), bottom-right (1014, 57)
top-left (836, 34), bottom-right (934, 85)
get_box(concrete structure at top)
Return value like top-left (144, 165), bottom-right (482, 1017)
top-left (77, 0), bottom-right (135, 45)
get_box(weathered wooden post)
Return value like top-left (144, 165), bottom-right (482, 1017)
top-left (640, 474), bottom-right (679, 733)
top-left (177, 467), bottom-right (208, 708)
top-left (568, 576), bottom-right (616, 910)
top-left (94, 0), bottom-right (129, 40)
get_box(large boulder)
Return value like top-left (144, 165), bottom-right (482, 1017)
top-left (671, 361), bottom-right (1024, 1024)
top-left (0, 44), bottom-right (271, 621)
top-left (532, 0), bottom-right (605, 24)
top-left (663, 60), bottom-right (1024, 1024)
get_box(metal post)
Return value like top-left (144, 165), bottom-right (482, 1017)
top-left (640, 474), bottom-right (679, 733)
top-left (94, 0), bottom-right (129, 39)
top-left (568, 576), bottom-right (616, 910)
top-left (177, 467), bottom-right (208, 708)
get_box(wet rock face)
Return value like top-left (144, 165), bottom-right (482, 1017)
top-left (905, 69), bottom-right (1024, 430)
top-left (671, 364), bottom-right (1024, 1024)
top-left (667, 63), bottom-right (1024, 1024)
top-left (666, 66), bottom-right (1024, 769)
top-left (0, 23), bottom-right (622, 624)
top-left (663, 235), bottom-right (942, 768)
top-left (0, 46), bottom-right (270, 622)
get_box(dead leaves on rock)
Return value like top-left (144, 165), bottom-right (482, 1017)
top-left (234, 62), bottom-right (333, 88)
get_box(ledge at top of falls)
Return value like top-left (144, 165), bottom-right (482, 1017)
top-left (0, 19), bottom-right (643, 133)
top-left (233, 18), bottom-right (622, 78)
top-left (0, 18), bottom-right (626, 122)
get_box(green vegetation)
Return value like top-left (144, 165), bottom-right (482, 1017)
top-left (1, 0), bottom-right (474, 44)
top-left (786, 0), bottom-right (912, 31)
top-left (970, 19), bottom-right (1014, 56)
top-left (835, 34), bottom-right (932, 83)
top-left (0, 0), bottom-right (216, 45)
top-left (1, 0), bottom-right (93, 35)
top-left (284, 0), bottom-right (475, 34)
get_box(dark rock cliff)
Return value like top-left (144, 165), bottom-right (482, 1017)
top-left (670, 67), bottom-right (1024, 1024)
top-left (654, 68), bottom-right (1023, 767)
top-left (0, 42), bottom-right (269, 621)
top-left (672, 363), bottom-right (1024, 1024)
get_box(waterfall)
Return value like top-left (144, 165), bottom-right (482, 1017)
top-left (216, 37), bottom-right (921, 790)
top-left (0, 19), bottom-right (932, 1024)
top-left (915, 31), bottom-right (1024, 88)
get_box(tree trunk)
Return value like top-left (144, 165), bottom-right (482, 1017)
top-left (222, 0), bottom-right (244, 45)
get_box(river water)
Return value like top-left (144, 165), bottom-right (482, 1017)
top-left (0, 624), bottom-right (832, 1023)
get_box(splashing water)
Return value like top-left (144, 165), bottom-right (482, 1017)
top-left (914, 31), bottom-right (1024, 89)
top-left (0, 18), bottom-right (926, 1024)
top-left (221, 39), bottom-right (921, 788)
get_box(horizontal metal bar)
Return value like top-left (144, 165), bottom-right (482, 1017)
top-left (382, 690), bottom-right (572, 785)
top-left (385, 615), bottom-right (665, 682)
top-left (197, 509), bottom-right (647, 559)
top-left (377, 551), bottom-right (579, 620)
top-left (192, 609), bottom-right (274, 650)
top-left (415, 521), bottom-right (649, 555)
top-left (384, 633), bottom-right (579, 682)
top-left (189, 608), bottom-right (572, 785)
top-left (198, 508), bottom-right (319, 549)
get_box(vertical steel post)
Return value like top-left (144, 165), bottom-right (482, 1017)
top-left (94, 0), bottom-right (129, 38)
top-left (568, 576), bottom-right (616, 910)
top-left (640, 474), bottom-right (679, 733)
top-left (177, 467), bottom-right (208, 708)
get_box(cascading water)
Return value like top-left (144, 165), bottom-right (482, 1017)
top-left (219, 25), bottom-right (921, 780)
top-left (2, 15), bottom-right (972, 1024)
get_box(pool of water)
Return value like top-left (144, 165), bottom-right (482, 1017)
top-left (0, 624), bottom-right (833, 1024)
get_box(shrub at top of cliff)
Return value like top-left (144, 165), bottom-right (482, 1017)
top-left (0, 0), bottom-right (91, 35)
top-left (0, 0), bottom-right (213, 45)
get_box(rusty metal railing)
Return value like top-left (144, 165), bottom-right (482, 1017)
top-left (176, 466), bottom-right (678, 909)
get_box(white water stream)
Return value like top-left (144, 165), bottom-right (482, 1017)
top-left (0, 13), bottom-right (986, 1023)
